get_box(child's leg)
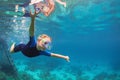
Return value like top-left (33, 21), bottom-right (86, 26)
top-left (10, 43), bottom-right (26, 53)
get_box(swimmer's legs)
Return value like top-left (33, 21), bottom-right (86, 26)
top-left (10, 43), bottom-right (26, 53)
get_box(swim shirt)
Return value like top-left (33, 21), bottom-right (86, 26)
top-left (14, 36), bottom-right (51, 57)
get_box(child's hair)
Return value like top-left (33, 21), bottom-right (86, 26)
top-left (38, 34), bottom-right (51, 40)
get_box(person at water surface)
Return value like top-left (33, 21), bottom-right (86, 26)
top-left (15, 0), bottom-right (66, 16)
top-left (10, 9), bottom-right (70, 62)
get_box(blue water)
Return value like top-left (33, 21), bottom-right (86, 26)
top-left (0, 0), bottom-right (120, 80)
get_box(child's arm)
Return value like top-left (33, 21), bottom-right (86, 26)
top-left (51, 53), bottom-right (70, 62)
top-left (29, 10), bottom-right (40, 36)
top-left (29, 12), bottom-right (35, 37)
top-left (55, 0), bottom-right (66, 7)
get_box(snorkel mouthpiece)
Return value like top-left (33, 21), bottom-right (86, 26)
top-left (44, 42), bottom-right (52, 50)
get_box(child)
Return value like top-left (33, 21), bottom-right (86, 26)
top-left (10, 10), bottom-right (70, 62)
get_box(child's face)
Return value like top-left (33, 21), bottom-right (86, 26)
top-left (37, 37), bottom-right (51, 50)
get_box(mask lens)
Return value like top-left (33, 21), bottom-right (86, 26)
top-left (42, 39), bottom-right (52, 50)
top-left (44, 42), bottom-right (52, 50)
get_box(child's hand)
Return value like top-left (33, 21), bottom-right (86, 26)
top-left (30, 9), bottom-right (40, 18)
top-left (30, 11), bottom-right (36, 18)
top-left (65, 56), bottom-right (70, 62)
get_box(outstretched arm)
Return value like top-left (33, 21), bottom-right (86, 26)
top-left (29, 10), bottom-right (40, 36)
top-left (51, 53), bottom-right (70, 62)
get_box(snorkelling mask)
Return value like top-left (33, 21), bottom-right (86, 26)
top-left (41, 39), bottom-right (52, 50)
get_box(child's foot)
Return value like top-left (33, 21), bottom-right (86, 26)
top-left (10, 43), bottom-right (15, 53)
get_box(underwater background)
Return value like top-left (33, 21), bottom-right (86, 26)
top-left (0, 0), bottom-right (120, 80)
